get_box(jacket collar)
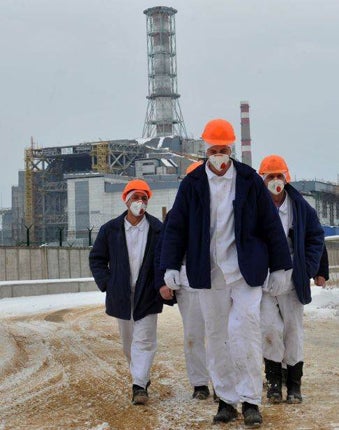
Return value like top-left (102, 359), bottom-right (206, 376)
top-left (188, 158), bottom-right (256, 207)
top-left (124, 215), bottom-right (148, 231)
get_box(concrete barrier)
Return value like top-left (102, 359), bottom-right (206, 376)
top-left (0, 247), bottom-right (92, 281)
top-left (0, 278), bottom-right (97, 299)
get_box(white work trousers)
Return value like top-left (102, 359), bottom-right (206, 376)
top-left (117, 313), bottom-right (158, 388)
top-left (176, 288), bottom-right (209, 387)
top-left (261, 289), bottom-right (304, 366)
top-left (199, 279), bottom-right (263, 406)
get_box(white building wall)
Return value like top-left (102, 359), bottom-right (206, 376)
top-left (67, 175), bottom-right (179, 242)
top-left (89, 177), bottom-right (109, 228)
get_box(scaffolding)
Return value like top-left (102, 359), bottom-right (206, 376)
top-left (24, 142), bottom-right (92, 243)
top-left (91, 141), bottom-right (110, 173)
top-left (143, 6), bottom-right (187, 138)
top-left (22, 139), bottom-right (148, 244)
top-left (24, 140), bottom-right (34, 236)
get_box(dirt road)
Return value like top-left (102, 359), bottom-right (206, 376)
top-left (0, 303), bottom-right (338, 430)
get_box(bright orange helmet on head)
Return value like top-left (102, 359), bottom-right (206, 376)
top-left (186, 160), bottom-right (203, 174)
top-left (201, 118), bottom-right (236, 146)
top-left (121, 179), bottom-right (152, 201)
top-left (258, 155), bottom-right (291, 183)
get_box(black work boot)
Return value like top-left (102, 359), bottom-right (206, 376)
top-left (213, 399), bottom-right (238, 423)
top-left (264, 358), bottom-right (283, 403)
top-left (192, 385), bottom-right (210, 400)
top-left (286, 362), bottom-right (303, 404)
top-left (132, 381), bottom-right (150, 405)
top-left (242, 402), bottom-right (263, 428)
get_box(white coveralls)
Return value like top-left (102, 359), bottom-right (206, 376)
top-left (261, 194), bottom-right (304, 366)
top-left (176, 264), bottom-right (210, 387)
top-left (198, 163), bottom-right (263, 406)
top-left (117, 216), bottom-right (158, 388)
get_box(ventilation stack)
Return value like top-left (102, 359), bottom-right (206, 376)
top-left (240, 101), bottom-right (252, 166)
top-left (142, 6), bottom-right (187, 138)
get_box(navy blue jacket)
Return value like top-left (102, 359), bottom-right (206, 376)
top-left (160, 159), bottom-right (292, 289)
top-left (89, 212), bottom-right (163, 321)
top-left (285, 184), bottom-right (324, 304)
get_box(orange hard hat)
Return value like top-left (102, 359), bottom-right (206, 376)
top-left (201, 118), bottom-right (236, 146)
top-left (121, 179), bottom-right (152, 201)
top-left (186, 160), bottom-right (203, 174)
top-left (258, 155), bottom-right (291, 183)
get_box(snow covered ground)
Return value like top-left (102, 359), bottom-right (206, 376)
top-left (1, 284), bottom-right (338, 319)
top-left (0, 285), bottom-right (338, 430)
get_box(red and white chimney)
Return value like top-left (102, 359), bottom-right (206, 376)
top-left (240, 101), bottom-right (252, 166)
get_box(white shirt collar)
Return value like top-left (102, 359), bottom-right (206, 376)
top-left (205, 159), bottom-right (234, 181)
top-left (124, 214), bottom-right (148, 231)
top-left (278, 193), bottom-right (288, 215)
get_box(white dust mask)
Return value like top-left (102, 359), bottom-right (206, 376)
top-left (130, 200), bottom-right (147, 216)
top-left (208, 153), bottom-right (230, 171)
top-left (267, 179), bottom-right (285, 195)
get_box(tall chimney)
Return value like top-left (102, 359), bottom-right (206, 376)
top-left (240, 101), bottom-right (252, 166)
top-left (142, 6), bottom-right (187, 138)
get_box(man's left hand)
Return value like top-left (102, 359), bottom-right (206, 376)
top-left (314, 276), bottom-right (326, 288)
top-left (159, 285), bottom-right (174, 300)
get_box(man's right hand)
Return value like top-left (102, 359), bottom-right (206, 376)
top-left (164, 269), bottom-right (181, 290)
top-left (266, 269), bottom-right (293, 296)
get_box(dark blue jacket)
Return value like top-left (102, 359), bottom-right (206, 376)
top-left (160, 159), bottom-right (292, 289)
top-left (89, 212), bottom-right (163, 321)
top-left (285, 184), bottom-right (324, 304)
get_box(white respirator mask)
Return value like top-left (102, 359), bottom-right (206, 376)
top-left (208, 153), bottom-right (230, 171)
top-left (267, 179), bottom-right (285, 195)
top-left (130, 200), bottom-right (147, 216)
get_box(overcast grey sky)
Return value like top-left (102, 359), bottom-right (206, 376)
top-left (1, 0), bottom-right (338, 207)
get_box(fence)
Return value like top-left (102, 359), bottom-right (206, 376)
top-left (325, 236), bottom-right (339, 286)
top-left (0, 239), bottom-right (338, 298)
top-left (0, 246), bottom-right (92, 281)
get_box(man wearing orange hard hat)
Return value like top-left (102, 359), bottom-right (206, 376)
top-left (258, 155), bottom-right (325, 405)
top-left (159, 119), bottom-right (292, 427)
top-left (89, 179), bottom-right (164, 406)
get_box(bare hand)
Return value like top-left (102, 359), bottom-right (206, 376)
top-left (160, 285), bottom-right (174, 300)
top-left (314, 276), bottom-right (326, 288)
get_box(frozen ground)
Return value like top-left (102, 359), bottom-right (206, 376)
top-left (0, 286), bottom-right (338, 430)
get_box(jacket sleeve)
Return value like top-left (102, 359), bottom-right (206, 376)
top-left (154, 214), bottom-right (177, 306)
top-left (315, 245), bottom-right (329, 280)
top-left (88, 225), bottom-right (111, 292)
top-left (159, 182), bottom-right (189, 271)
top-left (304, 205), bottom-right (325, 279)
top-left (154, 217), bottom-right (166, 291)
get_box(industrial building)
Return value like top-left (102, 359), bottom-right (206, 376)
top-left (9, 135), bottom-right (202, 245)
top-left (2, 6), bottom-right (339, 246)
top-left (291, 180), bottom-right (339, 236)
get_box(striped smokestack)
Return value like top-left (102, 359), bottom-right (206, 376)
top-left (240, 101), bottom-right (252, 166)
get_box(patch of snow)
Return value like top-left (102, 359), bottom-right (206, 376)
top-left (0, 291), bottom-right (104, 317)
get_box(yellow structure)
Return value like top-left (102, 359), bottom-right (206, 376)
top-left (91, 142), bottom-right (110, 173)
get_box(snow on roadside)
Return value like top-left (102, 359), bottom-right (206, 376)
top-left (304, 286), bottom-right (339, 320)
top-left (0, 291), bottom-right (104, 317)
top-left (0, 285), bottom-right (338, 320)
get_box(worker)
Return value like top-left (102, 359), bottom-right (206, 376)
top-left (158, 161), bottom-right (211, 402)
top-left (89, 179), bottom-right (163, 406)
top-left (259, 155), bottom-right (324, 404)
top-left (159, 119), bottom-right (292, 427)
